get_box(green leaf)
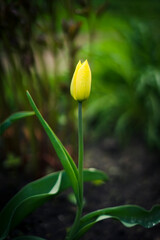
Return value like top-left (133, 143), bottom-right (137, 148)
top-left (82, 168), bottom-right (108, 182)
top-left (0, 111), bottom-right (35, 135)
top-left (13, 236), bottom-right (46, 240)
top-left (0, 168), bottom-right (107, 240)
top-left (67, 193), bottom-right (77, 205)
top-left (26, 91), bottom-right (79, 201)
top-left (73, 205), bottom-right (160, 239)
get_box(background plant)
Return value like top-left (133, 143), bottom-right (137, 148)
top-left (85, 14), bottom-right (160, 148)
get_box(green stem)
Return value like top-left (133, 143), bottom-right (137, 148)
top-left (65, 102), bottom-right (84, 240)
top-left (78, 102), bottom-right (84, 205)
top-left (66, 204), bottom-right (82, 240)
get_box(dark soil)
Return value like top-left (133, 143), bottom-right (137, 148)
top-left (1, 139), bottom-right (160, 240)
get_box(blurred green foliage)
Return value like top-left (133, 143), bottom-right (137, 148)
top-left (3, 153), bottom-right (21, 169)
top-left (85, 7), bottom-right (160, 148)
top-left (1, 0), bottom-right (160, 175)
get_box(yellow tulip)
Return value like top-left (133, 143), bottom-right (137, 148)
top-left (70, 60), bottom-right (91, 102)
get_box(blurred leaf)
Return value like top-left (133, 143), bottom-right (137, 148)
top-left (115, 111), bottom-right (131, 141)
top-left (91, 179), bottom-right (105, 186)
top-left (0, 111), bottom-right (35, 135)
top-left (0, 168), bottom-right (108, 240)
top-left (74, 205), bottom-right (160, 239)
top-left (67, 193), bottom-right (86, 207)
top-left (67, 193), bottom-right (77, 205)
top-left (3, 154), bottom-right (21, 169)
top-left (26, 91), bottom-right (79, 202)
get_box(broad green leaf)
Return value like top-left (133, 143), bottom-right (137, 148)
top-left (81, 168), bottom-right (108, 182)
top-left (13, 236), bottom-right (46, 240)
top-left (0, 111), bottom-right (35, 135)
top-left (73, 205), bottom-right (160, 239)
top-left (0, 168), bottom-right (107, 240)
top-left (26, 91), bottom-right (79, 201)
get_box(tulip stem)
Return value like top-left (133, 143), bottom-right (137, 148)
top-left (65, 102), bottom-right (84, 240)
top-left (78, 101), bottom-right (84, 205)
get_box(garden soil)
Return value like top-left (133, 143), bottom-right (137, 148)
top-left (1, 139), bottom-right (160, 240)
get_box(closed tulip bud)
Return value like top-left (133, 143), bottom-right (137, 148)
top-left (70, 60), bottom-right (91, 102)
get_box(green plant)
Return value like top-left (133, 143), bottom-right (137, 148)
top-left (0, 168), bottom-right (106, 240)
top-left (85, 16), bottom-right (160, 148)
top-left (0, 0), bottom-right (83, 174)
top-left (1, 60), bottom-right (160, 240)
top-left (0, 111), bottom-right (34, 135)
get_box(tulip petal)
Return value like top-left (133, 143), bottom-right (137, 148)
top-left (76, 60), bottom-right (91, 101)
top-left (70, 60), bottom-right (82, 100)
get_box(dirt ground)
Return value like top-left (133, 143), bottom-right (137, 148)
top-left (1, 138), bottom-right (160, 240)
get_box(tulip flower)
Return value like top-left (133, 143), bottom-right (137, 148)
top-left (69, 60), bottom-right (92, 237)
top-left (70, 60), bottom-right (91, 102)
